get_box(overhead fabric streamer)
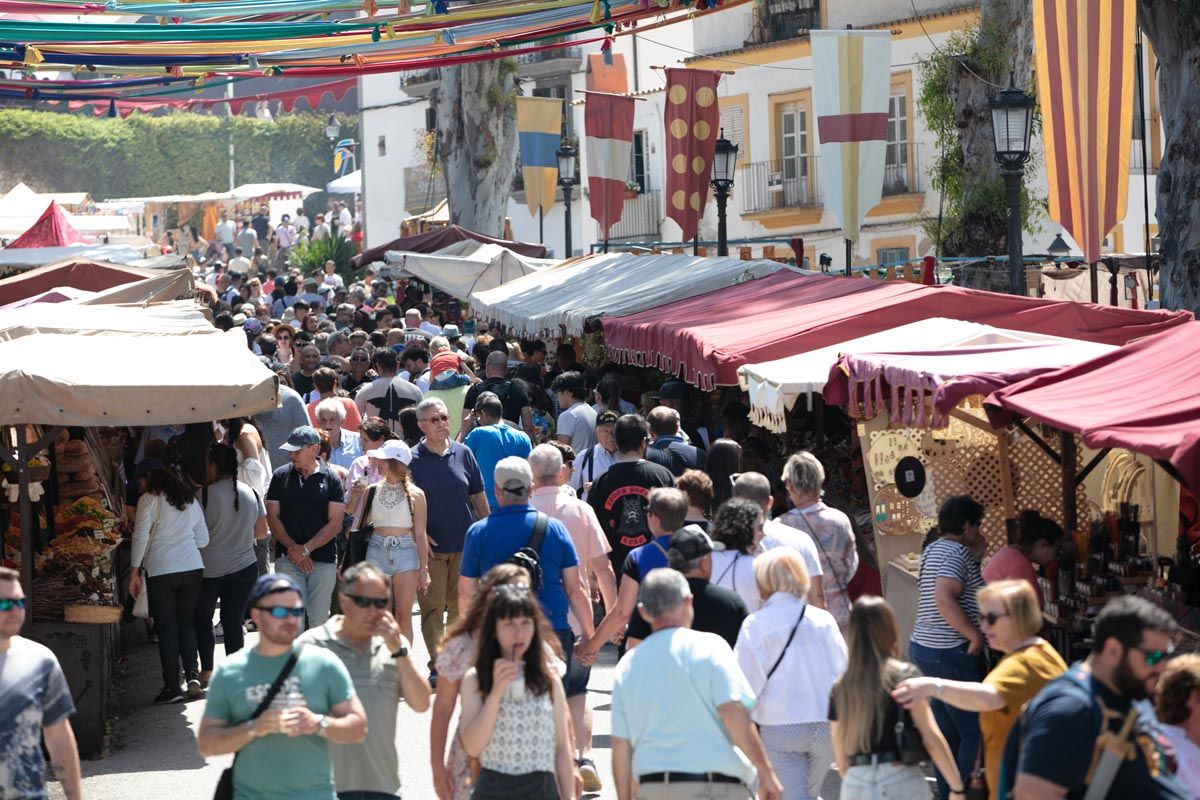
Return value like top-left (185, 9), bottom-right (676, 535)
top-left (1032, 0), bottom-right (1136, 264)
top-left (662, 67), bottom-right (721, 243)
top-left (811, 29), bottom-right (891, 242)
top-left (583, 89), bottom-right (634, 240)
top-left (516, 95), bottom-right (564, 217)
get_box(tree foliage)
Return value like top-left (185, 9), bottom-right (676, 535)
top-left (0, 110), bottom-right (357, 202)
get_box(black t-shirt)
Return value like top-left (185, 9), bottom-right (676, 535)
top-left (464, 377), bottom-right (531, 425)
top-left (626, 577), bottom-right (747, 647)
top-left (291, 370), bottom-right (315, 399)
top-left (828, 662), bottom-right (921, 758)
top-left (342, 373), bottom-right (370, 397)
top-left (265, 462), bottom-right (346, 563)
top-left (586, 458), bottom-right (675, 574)
top-left (251, 213), bottom-right (270, 241)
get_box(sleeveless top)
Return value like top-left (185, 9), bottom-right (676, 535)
top-left (369, 481), bottom-right (414, 528)
top-left (480, 688), bottom-right (556, 775)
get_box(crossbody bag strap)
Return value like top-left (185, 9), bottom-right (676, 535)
top-left (715, 552), bottom-right (741, 590)
top-left (137, 494), bottom-right (164, 571)
top-left (527, 512), bottom-right (549, 553)
top-left (764, 604), bottom-right (807, 686)
top-left (249, 645), bottom-right (303, 721)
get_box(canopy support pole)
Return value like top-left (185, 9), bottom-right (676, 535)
top-left (996, 429), bottom-right (1018, 540)
top-left (1061, 430), bottom-right (1078, 536)
top-left (1156, 459), bottom-right (1185, 487)
top-left (845, 238), bottom-right (852, 277)
top-left (1013, 419), bottom-right (1061, 465)
top-left (1075, 448), bottom-right (1112, 487)
top-left (1, 425), bottom-right (64, 626)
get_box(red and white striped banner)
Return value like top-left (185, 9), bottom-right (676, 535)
top-left (584, 90), bottom-right (635, 239)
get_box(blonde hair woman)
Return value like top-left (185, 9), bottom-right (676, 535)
top-left (830, 597), bottom-right (962, 800)
top-left (358, 439), bottom-right (430, 648)
top-left (1155, 654), bottom-right (1200, 796)
top-left (735, 549), bottom-right (846, 800)
top-left (892, 580), bottom-right (1065, 800)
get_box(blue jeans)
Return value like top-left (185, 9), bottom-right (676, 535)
top-left (907, 640), bottom-right (983, 800)
top-left (275, 557), bottom-right (338, 629)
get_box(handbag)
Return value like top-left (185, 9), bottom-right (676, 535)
top-left (344, 485), bottom-right (378, 568)
top-left (964, 738), bottom-right (988, 800)
top-left (893, 704), bottom-right (930, 766)
top-left (131, 495), bottom-right (163, 619)
top-left (213, 646), bottom-right (302, 800)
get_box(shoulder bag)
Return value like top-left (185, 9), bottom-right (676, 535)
top-left (212, 647), bottom-right (302, 800)
top-left (506, 512), bottom-right (549, 591)
top-left (344, 485), bottom-right (378, 568)
top-left (892, 665), bottom-right (931, 766)
top-left (131, 496), bottom-right (163, 619)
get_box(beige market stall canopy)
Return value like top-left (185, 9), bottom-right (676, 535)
top-left (75, 268), bottom-right (195, 306)
top-left (0, 331), bottom-right (279, 426)
top-left (0, 299), bottom-right (212, 341)
top-left (385, 240), bottom-right (555, 299)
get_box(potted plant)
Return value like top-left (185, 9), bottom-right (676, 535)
top-left (624, 181), bottom-right (641, 199)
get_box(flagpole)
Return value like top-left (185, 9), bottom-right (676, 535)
top-left (845, 238), bottom-right (852, 277)
top-left (539, 207), bottom-right (544, 244)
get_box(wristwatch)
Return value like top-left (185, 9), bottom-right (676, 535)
top-left (391, 644), bottom-right (409, 659)
top-left (316, 714), bottom-right (329, 736)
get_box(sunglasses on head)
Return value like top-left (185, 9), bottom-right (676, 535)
top-left (0, 598), bottom-right (27, 611)
top-left (256, 606), bottom-right (305, 619)
top-left (345, 594), bottom-right (389, 609)
top-left (492, 582), bottom-right (531, 598)
top-left (1133, 643), bottom-right (1175, 666)
top-left (980, 611), bottom-right (1009, 627)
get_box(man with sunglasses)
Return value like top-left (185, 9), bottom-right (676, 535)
top-left (200, 574), bottom-right (367, 800)
top-left (1007, 595), bottom-right (1187, 800)
top-left (299, 563), bottom-right (431, 800)
top-left (0, 568), bottom-right (82, 800)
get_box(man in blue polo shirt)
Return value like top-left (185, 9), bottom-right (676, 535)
top-left (409, 397), bottom-right (489, 678)
top-left (458, 457), bottom-right (595, 664)
top-left (265, 426), bottom-right (346, 630)
top-left (462, 392), bottom-right (533, 511)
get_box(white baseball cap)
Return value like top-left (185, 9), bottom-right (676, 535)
top-left (366, 439), bottom-right (412, 465)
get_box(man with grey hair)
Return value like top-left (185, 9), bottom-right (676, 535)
top-left (326, 329), bottom-right (352, 357)
top-left (611, 568), bottom-right (783, 800)
top-left (529, 443), bottom-right (618, 792)
top-left (409, 396), bottom-right (488, 679)
top-left (732, 471), bottom-right (825, 609)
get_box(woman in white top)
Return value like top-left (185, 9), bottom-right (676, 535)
top-left (360, 439), bottom-right (429, 648)
top-left (459, 583), bottom-right (572, 800)
top-left (736, 549), bottom-right (848, 800)
top-left (126, 459), bottom-right (210, 705)
top-left (710, 497), bottom-right (767, 611)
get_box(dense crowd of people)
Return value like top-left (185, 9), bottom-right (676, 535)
top-left (5, 257), bottom-right (1200, 800)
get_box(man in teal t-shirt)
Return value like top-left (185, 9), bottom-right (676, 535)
top-left (198, 574), bottom-right (367, 800)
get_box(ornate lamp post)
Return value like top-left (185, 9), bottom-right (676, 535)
top-left (556, 140), bottom-right (579, 258)
top-left (989, 73), bottom-right (1035, 295)
top-left (709, 130), bottom-right (739, 257)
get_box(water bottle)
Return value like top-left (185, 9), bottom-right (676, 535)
top-left (272, 687), bottom-right (306, 734)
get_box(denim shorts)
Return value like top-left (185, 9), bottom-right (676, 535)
top-left (365, 535), bottom-right (419, 576)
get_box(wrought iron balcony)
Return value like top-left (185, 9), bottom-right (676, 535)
top-left (741, 157), bottom-right (821, 214)
top-left (598, 190), bottom-right (661, 241)
top-left (745, 1), bottom-right (820, 46)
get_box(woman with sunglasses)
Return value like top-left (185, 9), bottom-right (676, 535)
top-left (272, 323), bottom-right (295, 367)
top-left (430, 564), bottom-right (532, 800)
top-left (358, 440), bottom-right (429, 648)
top-left (830, 596), bottom-right (962, 800)
top-left (459, 582), bottom-right (573, 800)
top-left (892, 580), bottom-right (1065, 800)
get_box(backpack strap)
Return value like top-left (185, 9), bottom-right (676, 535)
top-left (527, 512), bottom-right (549, 554)
top-left (249, 645), bottom-right (302, 721)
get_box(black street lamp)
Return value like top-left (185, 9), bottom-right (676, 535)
top-left (557, 140), bottom-right (578, 258)
top-left (709, 130), bottom-right (739, 257)
top-left (989, 73), bottom-right (1035, 295)
top-left (324, 113), bottom-right (341, 142)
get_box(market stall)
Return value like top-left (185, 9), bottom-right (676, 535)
top-left (107, 182), bottom-right (319, 242)
top-left (471, 252), bottom-right (791, 340)
top-left (384, 239), bottom-right (555, 299)
top-left (0, 258), bottom-right (167, 305)
top-left (354, 222), bottom-right (549, 267)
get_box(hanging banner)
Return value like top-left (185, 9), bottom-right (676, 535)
top-left (584, 90), bottom-right (634, 239)
top-left (1033, 0), bottom-right (1135, 264)
top-left (516, 95), bottom-right (564, 218)
top-left (663, 67), bottom-right (722, 242)
top-left (811, 29), bottom-right (891, 242)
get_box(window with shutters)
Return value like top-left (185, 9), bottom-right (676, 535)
top-left (719, 104), bottom-right (745, 162)
top-left (629, 131), bottom-right (647, 191)
top-left (878, 246), bottom-right (911, 265)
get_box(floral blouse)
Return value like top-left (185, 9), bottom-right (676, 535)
top-left (778, 502), bottom-right (858, 630)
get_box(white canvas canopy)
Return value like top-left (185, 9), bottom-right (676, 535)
top-left (737, 318), bottom-right (1089, 433)
top-left (0, 331), bottom-right (278, 426)
top-left (108, 183), bottom-right (320, 205)
top-left (0, 299), bottom-right (213, 341)
top-left (327, 170), bottom-right (361, 194)
top-left (385, 240), bottom-right (554, 299)
top-left (470, 253), bottom-right (789, 338)
top-left (75, 268), bottom-right (195, 306)
top-left (0, 244), bottom-right (146, 269)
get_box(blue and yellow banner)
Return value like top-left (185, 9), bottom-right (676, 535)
top-left (516, 95), bottom-right (564, 217)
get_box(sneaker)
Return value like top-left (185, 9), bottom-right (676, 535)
top-left (213, 622), bottom-right (224, 641)
top-left (186, 677), bottom-right (204, 699)
top-left (153, 687), bottom-right (185, 705)
top-left (200, 671), bottom-right (212, 690)
top-left (578, 758), bottom-right (601, 793)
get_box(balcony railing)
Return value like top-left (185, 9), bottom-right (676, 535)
top-left (745, 2), bottom-right (820, 46)
top-left (598, 190), bottom-right (661, 241)
top-left (514, 44), bottom-right (582, 66)
top-left (882, 141), bottom-right (922, 196)
top-left (742, 157), bottom-right (821, 214)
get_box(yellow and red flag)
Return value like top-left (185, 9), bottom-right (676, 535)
top-left (663, 68), bottom-right (722, 243)
top-left (1033, 0), bottom-right (1136, 263)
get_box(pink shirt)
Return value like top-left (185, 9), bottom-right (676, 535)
top-left (982, 546), bottom-right (1043, 608)
top-left (530, 485), bottom-right (611, 634)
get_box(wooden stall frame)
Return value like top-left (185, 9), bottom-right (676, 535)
top-left (0, 424), bottom-right (66, 617)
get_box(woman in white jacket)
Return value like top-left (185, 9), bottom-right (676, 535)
top-left (127, 459), bottom-right (209, 704)
top-left (735, 548), bottom-right (848, 800)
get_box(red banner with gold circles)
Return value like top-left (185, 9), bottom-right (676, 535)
top-left (663, 68), bottom-right (722, 243)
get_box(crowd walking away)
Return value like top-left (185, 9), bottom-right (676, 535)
top-left (17, 265), bottom-right (1200, 800)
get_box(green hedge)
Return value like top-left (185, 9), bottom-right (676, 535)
top-left (0, 109), bottom-right (358, 202)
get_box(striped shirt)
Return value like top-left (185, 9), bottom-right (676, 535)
top-left (911, 538), bottom-right (983, 649)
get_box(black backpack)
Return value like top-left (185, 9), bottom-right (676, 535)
top-left (507, 513), bottom-right (550, 592)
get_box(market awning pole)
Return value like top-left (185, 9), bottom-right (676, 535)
top-left (845, 238), bottom-right (852, 277)
top-left (3, 426), bottom-right (64, 628)
top-left (1061, 430), bottom-right (1078, 537)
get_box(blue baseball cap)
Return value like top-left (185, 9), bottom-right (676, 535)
top-left (248, 573), bottom-right (303, 608)
top-left (280, 425), bottom-right (320, 451)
